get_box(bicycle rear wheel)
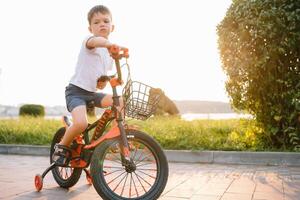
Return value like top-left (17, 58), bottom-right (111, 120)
top-left (90, 129), bottom-right (169, 200)
top-left (50, 127), bottom-right (82, 188)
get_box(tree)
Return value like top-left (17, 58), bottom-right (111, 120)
top-left (217, 0), bottom-right (300, 149)
top-left (19, 104), bottom-right (45, 117)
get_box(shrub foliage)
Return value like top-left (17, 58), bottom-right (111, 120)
top-left (19, 104), bottom-right (45, 117)
top-left (217, 0), bottom-right (300, 149)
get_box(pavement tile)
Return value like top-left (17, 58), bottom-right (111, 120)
top-left (190, 194), bottom-right (220, 200)
top-left (164, 189), bottom-right (194, 198)
top-left (253, 191), bottom-right (284, 200)
top-left (284, 193), bottom-right (300, 200)
top-left (221, 192), bottom-right (252, 200)
top-left (194, 186), bottom-right (226, 196)
top-left (255, 180), bottom-right (283, 193)
top-left (283, 182), bottom-right (300, 200)
top-left (226, 178), bottom-right (255, 194)
top-left (159, 197), bottom-right (187, 200)
top-left (1, 155), bottom-right (300, 200)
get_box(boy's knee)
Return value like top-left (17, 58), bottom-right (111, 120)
top-left (101, 94), bottom-right (113, 108)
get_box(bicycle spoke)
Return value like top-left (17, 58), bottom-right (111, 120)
top-left (140, 145), bottom-right (152, 157)
top-left (112, 173), bottom-right (128, 192)
top-left (136, 169), bottom-right (156, 179)
top-left (59, 167), bottom-right (63, 176)
top-left (105, 155), bottom-right (123, 165)
top-left (61, 168), bottom-right (65, 179)
top-left (107, 171), bottom-right (126, 185)
top-left (135, 152), bottom-right (154, 165)
top-left (64, 168), bottom-right (68, 179)
top-left (67, 168), bottom-right (72, 178)
top-left (136, 162), bottom-right (155, 167)
top-left (134, 172), bottom-right (147, 193)
top-left (104, 169), bottom-right (124, 176)
top-left (59, 166), bottom-right (74, 180)
top-left (132, 172), bottom-right (139, 197)
top-left (134, 171), bottom-right (152, 187)
top-left (109, 152), bottom-right (122, 163)
top-left (133, 146), bottom-right (153, 164)
top-left (133, 144), bottom-right (145, 163)
top-left (131, 143), bottom-right (141, 161)
top-left (103, 165), bottom-right (124, 169)
top-left (129, 173), bottom-right (133, 198)
top-left (137, 168), bottom-right (157, 171)
top-left (120, 172), bottom-right (129, 196)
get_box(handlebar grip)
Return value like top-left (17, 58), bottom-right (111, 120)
top-left (122, 48), bottom-right (129, 58)
top-left (108, 45), bottom-right (129, 59)
top-left (109, 45), bottom-right (120, 56)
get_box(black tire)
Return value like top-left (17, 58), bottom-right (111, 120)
top-left (50, 127), bottom-right (82, 188)
top-left (90, 129), bottom-right (169, 200)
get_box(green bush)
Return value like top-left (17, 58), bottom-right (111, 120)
top-left (19, 104), bottom-right (45, 117)
top-left (217, 0), bottom-right (300, 150)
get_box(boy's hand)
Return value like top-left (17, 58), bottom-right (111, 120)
top-left (97, 80), bottom-right (107, 90)
top-left (107, 44), bottom-right (129, 59)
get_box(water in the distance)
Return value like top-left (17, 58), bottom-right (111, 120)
top-left (181, 113), bottom-right (252, 121)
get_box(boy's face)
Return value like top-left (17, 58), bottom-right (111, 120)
top-left (89, 12), bottom-right (114, 38)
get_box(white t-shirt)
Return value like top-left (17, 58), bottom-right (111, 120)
top-left (69, 36), bottom-right (113, 92)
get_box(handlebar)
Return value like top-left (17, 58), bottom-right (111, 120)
top-left (108, 45), bottom-right (129, 83)
top-left (108, 45), bottom-right (129, 59)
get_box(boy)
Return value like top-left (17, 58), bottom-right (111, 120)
top-left (52, 5), bottom-right (125, 166)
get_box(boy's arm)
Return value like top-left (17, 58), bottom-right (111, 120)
top-left (86, 36), bottom-right (112, 49)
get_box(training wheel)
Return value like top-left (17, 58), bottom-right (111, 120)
top-left (34, 174), bottom-right (43, 192)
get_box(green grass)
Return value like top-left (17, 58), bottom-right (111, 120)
top-left (0, 117), bottom-right (61, 145)
top-left (0, 116), bottom-right (272, 151)
top-left (129, 116), bottom-right (269, 151)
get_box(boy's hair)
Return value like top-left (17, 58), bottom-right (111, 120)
top-left (88, 5), bottom-right (112, 25)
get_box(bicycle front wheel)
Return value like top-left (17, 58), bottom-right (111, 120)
top-left (90, 129), bottom-right (169, 200)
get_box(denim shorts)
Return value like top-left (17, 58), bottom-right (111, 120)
top-left (65, 84), bottom-right (106, 112)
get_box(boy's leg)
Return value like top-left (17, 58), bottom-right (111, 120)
top-left (53, 105), bottom-right (88, 166)
top-left (59, 105), bottom-right (88, 147)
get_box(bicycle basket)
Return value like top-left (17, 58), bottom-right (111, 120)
top-left (122, 80), bottom-right (161, 120)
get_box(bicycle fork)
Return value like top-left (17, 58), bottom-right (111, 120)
top-left (111, 83), bottom-right (134, 168)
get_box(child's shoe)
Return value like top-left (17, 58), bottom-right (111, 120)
top-left (52, 144), bottom-right (72, 167)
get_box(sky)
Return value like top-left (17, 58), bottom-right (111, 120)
top-left (0, 0), bottom-right (232, 106)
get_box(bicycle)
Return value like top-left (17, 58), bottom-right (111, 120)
top-left (34, 46), bottom-right (169, 200)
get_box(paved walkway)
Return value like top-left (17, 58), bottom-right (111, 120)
top-left (0, 154), bottom-right (300, 200)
